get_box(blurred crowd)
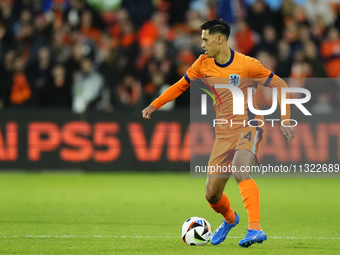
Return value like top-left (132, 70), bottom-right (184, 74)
top-left (0, 0), bottom-right (340, 115)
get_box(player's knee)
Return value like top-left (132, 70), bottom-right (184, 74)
top-left (234, 172), bottom-right (252, 184)
top-left (232, 165), bottom-right (251, 181)
top-left (205, 190), bottom-right (221, 204)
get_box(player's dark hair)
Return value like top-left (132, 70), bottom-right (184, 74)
top-left (200, 19), bottom-right (231, 39)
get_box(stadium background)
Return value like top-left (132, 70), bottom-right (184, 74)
top-left (1, 1), bottom-right (340, 254)
top-left (1, 0), bottom-right (340, 170)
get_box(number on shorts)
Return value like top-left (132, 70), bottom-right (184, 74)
top-left (244, 131), bottom-right (252, 142)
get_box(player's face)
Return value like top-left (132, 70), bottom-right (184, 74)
top-left (201, 30), bottom-right (219, 58)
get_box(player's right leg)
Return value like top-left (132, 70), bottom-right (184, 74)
top-left (206, 176), bottom-right (240, 245)
top-left (206, 138), bottom-right (239, 245)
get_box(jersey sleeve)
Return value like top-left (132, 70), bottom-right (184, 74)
top-left (248, 58), bottom-right (291, 122)
top-left (150, 76), bottom-right (190, 109)
top-left (185, 55), bottom-right (204, 81)
top-left (150, 55), bottom-right (204, 109)
top-left (248, 58), bottom-right (272, 79)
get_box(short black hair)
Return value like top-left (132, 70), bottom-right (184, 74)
top-left (200, 18), bottom-right (231, 39)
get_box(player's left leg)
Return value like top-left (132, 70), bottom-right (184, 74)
top-left (232, 149), bottom-right (267, 247)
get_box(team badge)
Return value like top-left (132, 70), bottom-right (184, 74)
top-left (229, 74), bottom-right (240, 86)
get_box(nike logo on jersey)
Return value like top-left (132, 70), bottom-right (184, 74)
top-left (238, 142), bottom-right (247, 146)
top-left (205, 75), bottom-right (213, 77)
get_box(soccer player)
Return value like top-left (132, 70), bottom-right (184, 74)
top-left (142, 19), bottom-right (295, 247)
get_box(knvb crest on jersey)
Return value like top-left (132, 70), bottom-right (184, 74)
top-left (229, 74), bottom-right (240, 86)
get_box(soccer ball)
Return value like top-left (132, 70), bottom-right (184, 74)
top-left (181, 216), bottom-right (212, 246)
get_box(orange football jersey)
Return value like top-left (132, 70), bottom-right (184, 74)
top-left (151, 48), bottom-right (290, 137)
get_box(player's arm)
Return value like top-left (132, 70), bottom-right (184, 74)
top-left (265, 74), bottom-right (295, 143)
top-left (142, 55), bottom-right (203, 119)
top-left (249, 59), bottom-right (295, 142)
top-left (142, 76), bottom-right (190, 119)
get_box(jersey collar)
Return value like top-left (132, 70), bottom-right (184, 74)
top-left (214, 48), bottom-right (234, 68)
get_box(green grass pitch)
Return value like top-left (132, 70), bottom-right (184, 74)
top-left (0, 172), bottom-right (339, 254)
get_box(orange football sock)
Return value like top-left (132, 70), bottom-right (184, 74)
top-left (209, 193), bottom-right (236, 224)
top-left (238, 179), bottom-right (261, 230)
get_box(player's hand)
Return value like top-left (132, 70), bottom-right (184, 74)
top-left (280, 125), bottom-right (295, 143)
top-left (142, 105), bottom-right (156, 119)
